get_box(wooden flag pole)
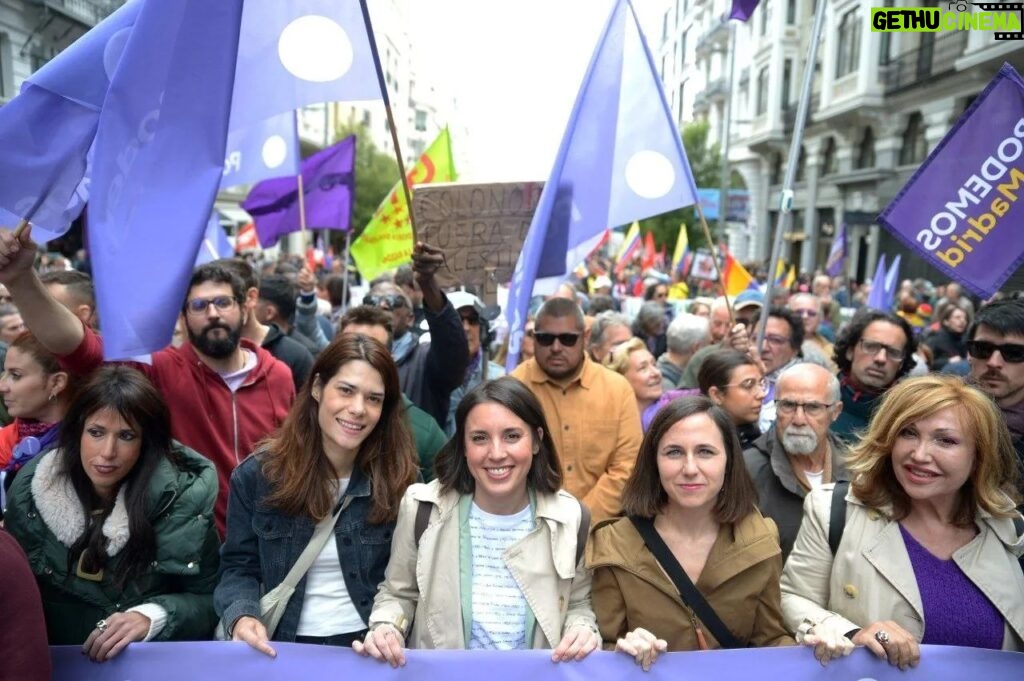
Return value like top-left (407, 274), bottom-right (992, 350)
top-left (13, 219), bottom-right (28, 240)
top-left (359, 0), bottom-right (417, 243)
top-left (693, 201), bottom-right (735, 325)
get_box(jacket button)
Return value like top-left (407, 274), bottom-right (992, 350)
top-left (187, 562), bottom-right (196, 569)
top-left (844, 584), bottom-right (858, 599)
top-left (27, 511), bottom-right (36, 518)
top-left (151, 561), bottom-right (159, 568)
top-left (44, 567), bottom-right (52, 575)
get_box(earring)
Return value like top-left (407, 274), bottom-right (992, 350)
top-left (48, 393), bottom-right (56, 402)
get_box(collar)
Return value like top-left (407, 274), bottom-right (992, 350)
top-left (839, 371), bottom-right (884, 401)
top-left (521, 355), bottom-right (594, 390)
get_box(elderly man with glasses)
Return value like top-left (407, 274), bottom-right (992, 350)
top-left (966, 297), bottom-right (1024, 489)
top-left (830, 309), bottom-right (917, 442)
top-left (744, 363), bottom-right (849, 558)
top-left (510, 297), bottom-right (642, 522)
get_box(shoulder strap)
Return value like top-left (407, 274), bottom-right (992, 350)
top-left (280, 496), bottom-right (348, 589)
top-left (1013, 513), bottom-right (1024, 575)
top-left (575, 500), bottom-right (591, 566)
top-left (828, 481), bottom-right (850, 556)
top-left (414, 499), bottom-right (432, 547)
top-left (629, 516), bottom-right (741, 649)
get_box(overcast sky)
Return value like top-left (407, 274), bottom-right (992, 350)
top-left (408, 0), bottom-right (669, 182)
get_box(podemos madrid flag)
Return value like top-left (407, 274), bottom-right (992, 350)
top-left (351, 128), bottom-right (455, 279)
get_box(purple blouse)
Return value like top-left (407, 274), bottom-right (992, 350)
top-left (900, 524), bottom-right (1004, 649)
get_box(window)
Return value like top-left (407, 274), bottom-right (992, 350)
top-left (679, 31), bottom-right (687, 72)
top-left (756, 67), bottom-right (769, 115)
top-left (821, 137), bottom-right (837, 175)
top-left (836, 9), bottom-right (861, 78)
top-left (781, 59), bottom-right (792, 110)
top-left (770, 153), bottom-right (783, 185)
top-left (414, 110), bottom-right (427, 132)
top-left (856, 127), bottom-right (875, 169)
top-left (796, 145), bottom-right (806, 182)
top-left (760, 0), bottom-right (773, 36)
top-left (787, 0), bottom-right (796, 24)
top-left (878, 0), bottom-right (894, 64)
top-left (661, 54), bottom-right (668, 80)
top-left (361, 110), bottom-right (371, 127)
top-left (899, 113), bottom-right (928, 165)
top-left (678, 83), bottom-right (686, 124)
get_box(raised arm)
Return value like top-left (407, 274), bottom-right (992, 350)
top-left (414, 242), bottom-right (469, 392)
top-left (0, 226), bottom-right (83, 355)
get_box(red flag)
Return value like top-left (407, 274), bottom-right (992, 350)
top-left (641, 231), bottom-right (656, 270)
top-left (235, 222), bottom-right (258, 252)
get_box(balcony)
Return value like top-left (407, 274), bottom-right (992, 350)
top-left (31, 0), bottom-right (120, 27)
top-left (695, 20), bottom-right (730, 57)
top-left (783, 93), bottom-right (820, 134)
top-left (881, 31), bottom-right (968, 95)
top-left (693, 91), bottom-right (710, 116)
top-left (705, 77), bottom-right (729, 102)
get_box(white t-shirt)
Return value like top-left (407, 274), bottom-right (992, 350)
top-left (217, 349), bottom-right (257, 393)
top-left (467, 502), bottom-right (534, 650)
top-left (804, 469), bottom-right (825, 490)
top-left (295, 479), bottom-right (365, 636)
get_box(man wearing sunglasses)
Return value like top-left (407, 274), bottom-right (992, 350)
top-left (830, 310), bottom-right (916, 442)
top-left (510, 297), bottom-right (642, 522)
top-left (967, 298), bottom-right (1024, 483)
top-left (0, 226), bottom-right (294, 535)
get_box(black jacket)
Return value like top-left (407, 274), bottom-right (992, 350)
top-left (262, 324), bottom-right (314, 392)
top-left (397, 298), bottom-right (469, 429)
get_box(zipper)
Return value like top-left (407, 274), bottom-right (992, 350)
top-left (231, 393), bottom-right (240, 464)
top-left (687, 606), bottom-right (709, 650)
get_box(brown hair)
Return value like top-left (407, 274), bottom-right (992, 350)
top-left (435, 376), bottom-right (562, 495)
top-left (848, 374), bottom-right (1021, 524)
top-left (620, 395), bottom-right (757, 523)
top-left (260, 334), bottom-right (417, 523)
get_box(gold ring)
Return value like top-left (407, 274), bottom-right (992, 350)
top-left (96, 619), bottom-right (109, 633)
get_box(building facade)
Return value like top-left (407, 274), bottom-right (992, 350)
top-left (661, 0), bottom-right (1024, 284)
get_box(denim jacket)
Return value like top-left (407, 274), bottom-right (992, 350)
top-left (213, 455), bottom-right (395, 641)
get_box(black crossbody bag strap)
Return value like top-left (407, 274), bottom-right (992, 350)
top-left (630, 516), bottom-right (741, 649)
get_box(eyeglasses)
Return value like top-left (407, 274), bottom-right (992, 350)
top-left (533, 332), bottom-right (581, 347)
top-left (763, 334), bottom-right (791, 347)
top-left (723, 377), bottom-right (767, 392)
top-left (858, 338), bottom-right (906, 362)
top-left (776, 399), bottom-right (834, 417)
top-left (185, 296), bottom-right (237, 316)
top-left (967, 339), bottom-right (1024, 363)
top-left (363, 294), bottom-right (405, 310)
top-left (792, 308), bottom-right (818, 318)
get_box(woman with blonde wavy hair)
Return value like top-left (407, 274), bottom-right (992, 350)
top-left (603, 338), bottom-right (695, 432)
top-left (781, 375), bottom-right (1024, 670)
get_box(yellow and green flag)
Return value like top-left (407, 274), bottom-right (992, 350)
top-left (351, 127), bottom-right (455, 280)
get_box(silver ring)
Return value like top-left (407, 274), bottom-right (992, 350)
top-left (96, 619), bottom-right (109, 633)
top-left (874, 630), bottom-right (890, 645)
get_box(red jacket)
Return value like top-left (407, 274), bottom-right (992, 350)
top-left (59, 324), bottom-right (295, 534)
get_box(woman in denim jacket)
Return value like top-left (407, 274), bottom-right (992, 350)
top-left (214, 334), bottom-right (418, 656)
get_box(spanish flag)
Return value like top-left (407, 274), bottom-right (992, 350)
top-left (722, 248), bottom-right (755, 296)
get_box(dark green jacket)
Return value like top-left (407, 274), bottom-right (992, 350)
top-left (5, 442), bottom-right (220, 645)
top-left (404, 395), bottom-right (447, 481)
top-left (830, 377), bottom-right (882, 444)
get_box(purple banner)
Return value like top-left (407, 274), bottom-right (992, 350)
top-left (50, 644), bottom-right (1024, 681)
top-left (878, 63), bottom-right (1024, 298)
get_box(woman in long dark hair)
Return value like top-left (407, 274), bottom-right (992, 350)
top-left (215, 334), bottom-right (418, 656)
top-left (5, 365), bottom-right (219, 659)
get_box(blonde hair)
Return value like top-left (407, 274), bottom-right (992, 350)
top-left (848, 374), bottom-right (1021, 525)
top-left (602, 337), bottom-right (646, 375)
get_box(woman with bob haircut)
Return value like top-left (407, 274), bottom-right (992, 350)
top-left (6, 365), bottom-right (219, 657)
top-left (782, 375), bottom-right (1024, 670)
top-left (698, 349), bottom-right (766, 449)
top-left (353, 376), bottom-right (599, 667)
top-left (215, 334), bottom-right (418, 657)
top-left (587, 396), bottom-right (793, 670)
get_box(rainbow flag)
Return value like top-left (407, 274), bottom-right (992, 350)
top-left (722, 248), bottom-right (755, 296)
top-left (614, 221), bottom-right (641, 273)
top-left (351, 128), bottom-right (455, 280)
top-left (671, 224), bottom-right (690, 276)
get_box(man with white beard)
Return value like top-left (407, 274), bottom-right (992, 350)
top-left (743, 363), bottom-right (849, 558)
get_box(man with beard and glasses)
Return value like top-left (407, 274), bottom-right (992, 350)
top-left (0, 230), bottom-right (293, 535)
top-left (967, 297), bottom-right (1024, 487)
top-left (511, 297), bottom-right (642, 522)
top-left (744, 363), bottom-right (849, 558)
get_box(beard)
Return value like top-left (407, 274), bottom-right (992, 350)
top-left (188, 319), bottom-right (242, 359)
top-left (780, 425), bottom-right (820, 456)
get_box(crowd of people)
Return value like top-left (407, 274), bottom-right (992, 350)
top-left (0, 225), bottom-right (1021, 679)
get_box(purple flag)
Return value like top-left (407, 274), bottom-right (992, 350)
top-left (88, 0), bottom-right (243, 359)
top-left (825, 222), bottom-right (847, 277)
top-left (229, 0), bottom-right (380, 130)
top-left (195, 213), bottom-right (234, 267)
top-left (242, 135), bottom-right (356, 247)
top-left (222, 112), bottom-right (299, 189)
top-left (0, 1), bottom-right (140, 239)
top-left (729, 0), bottom-right (762, 22)
top-left (878, 63), bottom-right (1024, 298)
top-left (866, 254), bottom-right (890, 311)
top-left (505, 0), bottom-right (699, 370)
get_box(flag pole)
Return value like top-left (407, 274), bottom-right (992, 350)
top-left (295, 111), bottom-right (308, 249)
top-left (13, 219), bottom-right (28, 240)
top-left (359, 0), bottom-right (417, 243)
top-left (341, 228), bottom-right (352, 313)
top-left (693, 202), bottom-right (735, 324)
top-left (757, 0), bottom-right (827, 355)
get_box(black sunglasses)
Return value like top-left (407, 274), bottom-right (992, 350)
top-left (967, 340), bottom-right (1024, 364)
top-left (533, 332), bottom-right (581, 347)
top-left (363, 294), bottom-right (405, 309)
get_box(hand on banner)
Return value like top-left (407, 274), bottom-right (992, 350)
top-left (81, 611), bottom-right (150, 662)
top-left (231, 615), bottom-right (276, 658)
top-left (797, 625), bottom-right (854, 667)
top-left (551, 623), bottom-right (600, 663)
top-left (298, 266), bottom-right (316, 295)
top-left (852, 621), bottom-right (920, 671)
top-left (411, 241), bottom-right (446, 313)
top-left (352, 623), bottom-right (406, 668)
top-left (615, 627), bottom-right (668, 671)
top-left (0, 224), bottom-right (38, 284)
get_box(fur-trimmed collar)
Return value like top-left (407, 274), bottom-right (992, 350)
top-left (30, 451), bottom-right (129, 556)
